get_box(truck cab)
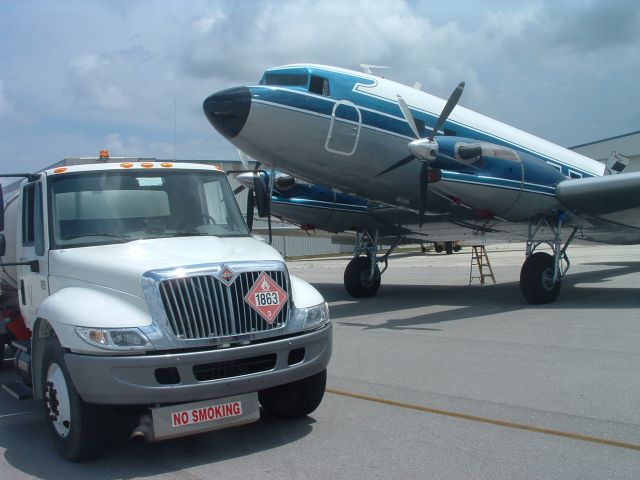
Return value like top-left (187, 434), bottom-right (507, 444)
top-left (0, 157), bottom-right (331, 461)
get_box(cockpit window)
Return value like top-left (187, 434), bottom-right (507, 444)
top-left (261, 73), bottom-right (309, 86)
top-left (309, 75), bottom-right (330, 96)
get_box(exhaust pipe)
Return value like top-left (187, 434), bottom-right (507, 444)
top-left (130, 414), bottom-right (155, 442)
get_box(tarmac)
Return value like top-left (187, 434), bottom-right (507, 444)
top-left (0, 243), bottom-right (639, 479)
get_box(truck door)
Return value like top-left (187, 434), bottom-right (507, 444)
top-left (17, 178), bottom-right (49, 328)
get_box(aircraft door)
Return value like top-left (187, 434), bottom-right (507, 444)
top-left (325, 100), bottom-right (361, 156)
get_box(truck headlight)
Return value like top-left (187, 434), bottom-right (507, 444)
top-left (302, 302), bottom-right (330, 330)
top-left (76, 327), bottom-right (153, 351)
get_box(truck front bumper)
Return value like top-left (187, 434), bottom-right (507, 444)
top-left (64, 324), bottom-right (332, 405)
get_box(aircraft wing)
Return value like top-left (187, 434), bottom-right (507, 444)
top-left (556, 172), bottom-right (640, 225)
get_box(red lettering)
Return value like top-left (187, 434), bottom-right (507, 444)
top-left (207, 406), bottom-right (215, 419)
top-left (172, 412), bottom-right (183, 426)
top-left (232, 402), bottom-right (241, 415)
top-left (224, 404), bottom-right (233, 416)
top-left (214, 405), bottom-right (222, 417)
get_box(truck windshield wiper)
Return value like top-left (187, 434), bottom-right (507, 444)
top-left (63, 233), bottom-right (133, 241)
top-left (168, 231), bottom-right (210, 237)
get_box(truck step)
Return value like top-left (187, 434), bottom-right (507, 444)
top-left (10, 339), bottom-right (30, 353)
top-left (2, 382), bottom-right (34, 400)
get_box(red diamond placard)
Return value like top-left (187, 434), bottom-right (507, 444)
top-left (244, 272), bottom-right (288, 324)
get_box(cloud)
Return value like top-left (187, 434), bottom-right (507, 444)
top-left (0, 79), bottom-right (13, 116)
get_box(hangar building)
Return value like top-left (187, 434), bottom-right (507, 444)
top-left (570, 130), bottom-right (640, 169)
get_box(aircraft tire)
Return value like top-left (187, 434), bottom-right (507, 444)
top-left (344, 257), bottom-right (381, 298)
top-left (520, 252), bottom-right (561, 304)
top-left (445, 241), bottom-right (454, 255)
top-left (258, 369), bottom-right (326, 419)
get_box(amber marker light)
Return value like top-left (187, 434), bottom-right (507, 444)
top-left (53, 167), bottom-right (67, 174)
top-left (160, 162), bottom-right (173, 168)
top-left (120, 162), bottom-right (134, 168)
top-left (141, 162), bottom-right (154, 168)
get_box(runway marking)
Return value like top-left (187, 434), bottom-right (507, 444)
top-left (326, 388), bottom-right (640, 451)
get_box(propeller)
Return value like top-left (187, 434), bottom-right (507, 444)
top-left (376, 81), bottom-right (465, 226)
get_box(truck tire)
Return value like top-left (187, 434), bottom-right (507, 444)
top-left (258, 369), bottom-right (327, 419)
top-left (41, 337), bottom-right (107, 461)
top-left (344, 257), bottom-right (381, 298)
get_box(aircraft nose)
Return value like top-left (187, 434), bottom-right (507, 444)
top-left (203, 87), bottom-right (251, 139)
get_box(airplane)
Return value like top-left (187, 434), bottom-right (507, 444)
top-left (232, 167), bottom-right (466, 296)
top-left (203, 64), bottom-right (640, 304)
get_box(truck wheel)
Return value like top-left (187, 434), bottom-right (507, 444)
top-left (344, 257), bottom-right (381, 298)
top-left (258, 369), bottom-right (327, 419)
top-left (434, 243), bottom-right (444, 253)
top-left (520, 252), bottom-right (561, 304)
top-left (41, 337), bottom-right (107, 461)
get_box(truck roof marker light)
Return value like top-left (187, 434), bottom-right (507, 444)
top-left (141, 162), bottom-right (154, 168)
top-left (161, 162), bottom-right (173, 168)
top-left (120, 162), bottom-right (134, 169)
top-left (53, 167), bottom-right (68, 174)
top-left (99, 150), bottom-right (109, 159)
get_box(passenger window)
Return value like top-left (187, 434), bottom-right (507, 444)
top-left (309, 75), bottom-right (330, 96)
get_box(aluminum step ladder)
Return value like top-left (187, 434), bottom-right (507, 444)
top-left (469, 245), bottom-right (496, 285)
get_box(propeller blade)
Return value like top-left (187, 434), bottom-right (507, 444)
top-left (397, 95), bottom-right (421, 139)
top-left (430, 81), bottom-right (465, 140)
top-left (237, 149), bottom-right (250, 169)
top-left (419, 163), bottom-right (428, 227)
top-left (375, 154), bottom-right (416, 177)
top-left (246, 190), bottom-right (255, 231)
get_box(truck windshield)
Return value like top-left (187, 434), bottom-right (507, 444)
top-left (48, 169), bottom-right (249, 248)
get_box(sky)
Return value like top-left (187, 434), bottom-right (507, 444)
top-left (0, 0), bottom-right (638, 173)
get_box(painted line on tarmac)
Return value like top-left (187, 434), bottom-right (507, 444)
top-left (326, 388), bottom-right (640, 451)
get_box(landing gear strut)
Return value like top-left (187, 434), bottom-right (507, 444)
top-left (344, 230), bottom-right (401, 298)
top-left (520, 215), bottom-right (578, 304)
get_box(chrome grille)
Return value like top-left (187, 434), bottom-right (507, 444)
top-left (158, 271), bottom-right (288, 340)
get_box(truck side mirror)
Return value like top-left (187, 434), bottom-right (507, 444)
top-left (253, 173), bottom-right (270, 218)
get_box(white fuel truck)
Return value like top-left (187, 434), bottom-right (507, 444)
top-left (0, 156), bottom-right (331, 461)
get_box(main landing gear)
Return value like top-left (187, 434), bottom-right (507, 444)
top-left (344, 230), bottom-right (401, 298)
top-left (520, 215), bottom-right (578, 304)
